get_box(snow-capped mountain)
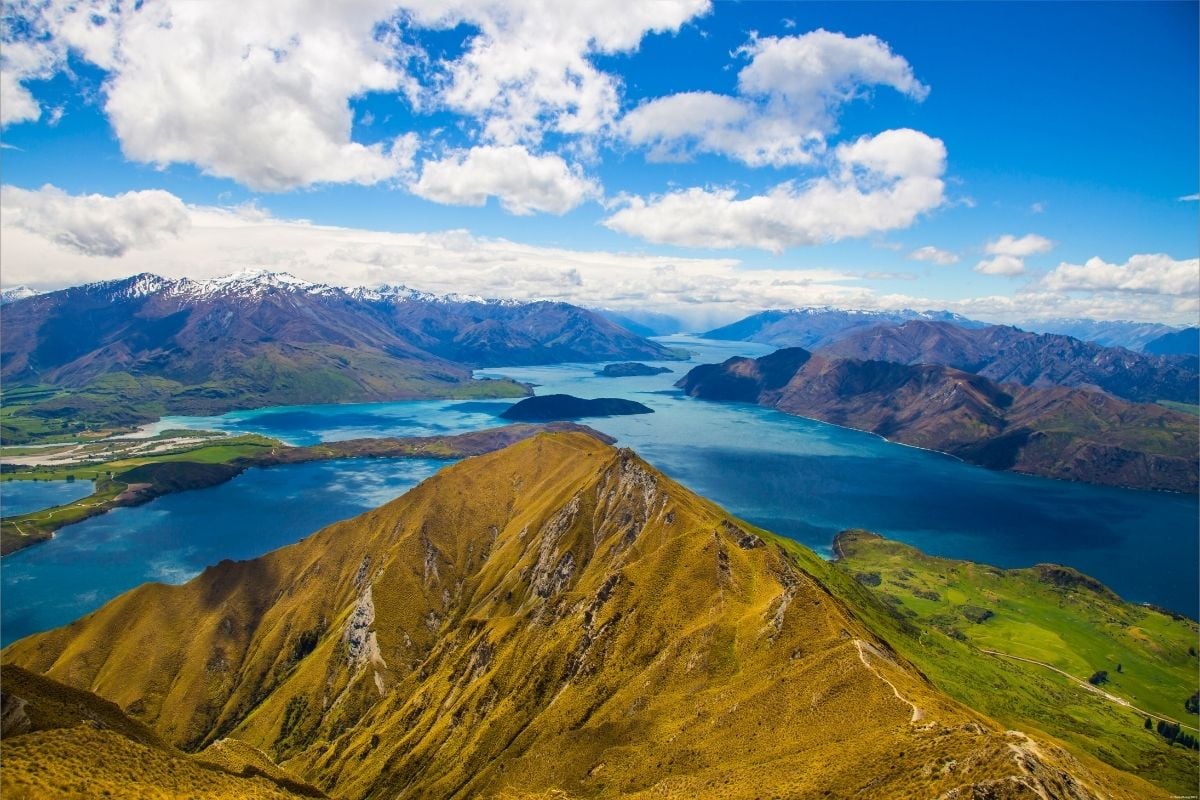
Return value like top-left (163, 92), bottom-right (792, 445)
top-left (0, 271), bottom-right (680, 415)
top-left (0, 286), bottom-right (40, 304)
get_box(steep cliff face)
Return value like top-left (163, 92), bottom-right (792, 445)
top-left (2, 433), bottom-right (1164, 798)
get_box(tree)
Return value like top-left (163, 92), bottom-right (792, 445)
top-left (1087, 670), bottom-right (1108, 686)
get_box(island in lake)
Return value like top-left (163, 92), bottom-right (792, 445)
top-left (500, 394), bottom-right (654, 421)
top-left (596, 362), bottom-right (674, 377)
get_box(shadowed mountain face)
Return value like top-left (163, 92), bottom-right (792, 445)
top-left (0, 273), bottom-right (676, 417)
top-left (679, 350), bottom-right (1198, 492)
top-left (703, 308), bottom-right (984, 350)
top-left (0, 433), bottom-right (1159, 799)
top-left (819, 320), bottom-right (1199, 404)
top-left (1023, 319), bottom-right (1181, 351)
top-left (360, 294), bottom-right (682, 367)
top-left (1143, 327), bottom-right (1200, 357)
top-left (0, 664), bottom-right (321, 799)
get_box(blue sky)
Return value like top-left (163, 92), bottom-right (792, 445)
top-left (1, 1), bottom-right (1196, 325)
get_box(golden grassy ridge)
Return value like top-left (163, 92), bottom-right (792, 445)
top-left (2, 432), bottom-right (1170, 798)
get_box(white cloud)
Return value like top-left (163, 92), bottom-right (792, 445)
top-left (908, 246), bottom-right (958, 265)
top-left (621, 29), bottom-right (928, 168)
top-left (0, 29), bottom-right (71, 127)
top-left (1179, 193), bottom-right (1200, 202)
top-left (5, 1), bottom-right (424, 191)
top-left (1038, 254), bottom-right (1200, 297)
top-left (1030, 201), bottom-right (1045, 213)
top-left (4, 1), bottom-right (708, 196)
top-left (973, 233), bottom-right (1054, 277)
top-left (603, 128), bottom-right (946, 251)
top-left (405, 0), bottom-right (710, 145)
top-left (3, 185), bottom-right (1194, 327)
top-left (974, 255), bottom-right (1026, 277)
top-left (984, 233), bottom-right (1054, 257)
top-left (411, 145), bottom-right (598, 215)
top-left (0, 184), bottom-right (189, 257)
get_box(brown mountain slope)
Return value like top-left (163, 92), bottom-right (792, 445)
top-left (0, 664), bottom-right (318, 799)
top-left (819, 320), bottom-right (1198, 404)
top-left (2, 433), bottom-right (1164, 798)
top-left (678, 350), bottom-right (1198, 491)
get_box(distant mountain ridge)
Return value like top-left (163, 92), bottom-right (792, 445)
top-left (819, 320), bottom-right (1198, 404)
top-left (1022, 318), bottom-right (1182, 351)
top-left (678, 348), bottom-right (1197, 492)
top-left (703, 307), bottom-right (985, 349)
top-left (0, 271), bottom-right (677, 429)
top-left (1143, 327), bottom-right (1199, 357)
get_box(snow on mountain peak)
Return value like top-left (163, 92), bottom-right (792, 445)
top-left (0, 286), bottom-right (39, 304)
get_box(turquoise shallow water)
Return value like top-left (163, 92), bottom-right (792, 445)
top-left (2, 336), bottom-right (1195, 646)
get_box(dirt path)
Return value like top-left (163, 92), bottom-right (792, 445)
top-left (855, 639), bottom-right (924, 723)
top-left (979, 648), bottom-right (1198, 732)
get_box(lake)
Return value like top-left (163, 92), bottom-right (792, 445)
top-left (2, 336), bottom-right (1195, 646)
top-left (1, 479), bottom-right (95, 517)
top-left (1, 459), bottom-right (446, 646)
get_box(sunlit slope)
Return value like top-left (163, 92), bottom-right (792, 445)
top-left (3, 433), bottom-right (1164, 798)
top-left (0, 664), bottom-right (315, 799)
top-left (832, 530), bottom-right (1200, 795)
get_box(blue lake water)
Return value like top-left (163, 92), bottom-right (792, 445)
top-left (1, 459), bottom-right (446, 646)
top-left (1, 479), bottom-right (95, 517)
top-left (2, 335), bottom-right (1196, 646)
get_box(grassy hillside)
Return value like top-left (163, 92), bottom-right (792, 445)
top-left (0, 665), bottom-right (318, 799)
top-left (1, 433), bottom-right (1163, 799)
top-left (831, 530), bottom-right (1200, 795)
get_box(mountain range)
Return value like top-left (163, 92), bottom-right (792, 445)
top-left (1143, 327), bottom-right (1200, 357)
top-left (703, 307), bottom-right (987, 349)
top-left (678, 348), bottom-right (1198, 492)
top-left (818, 320), bottom-right (1198, 404)
top-left (0, 271), bottom-right (677, 437)
top-left (0, 432), bottom-right (1161, 798)
top-left (1024, 319), bottom-right (1183, 351)
top-left (706, 308), bottom-right (1192, 356)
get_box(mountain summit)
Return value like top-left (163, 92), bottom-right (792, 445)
top-left (2, 432), bottom-right (1159, 798)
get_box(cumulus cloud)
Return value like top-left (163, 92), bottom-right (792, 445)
top-left (5, 1), bottom-right (423, 191)
top-left (0, 39), bottom-right (54, 126)
top-left (0, 184), bottom-right (189, 257)
top-left (621, 29), bottom-right (928, 167)
top-left (2, 186), bottom-right (1193, 326)
top-left (1038, 254), bottom-right (1200, 297)
top-left (973, 233), bottom-right (1054, 277)
top-left (411, 145), bottom-right (599, 215)
top-left (985, 233), bottom-right (1054, 257)
top-left (407, 0), bottom-right (709, 145)
top-left (3, 1), bottom-right (706, 192)
top-left (603, 128), bottom-right (946, 251)
top-left (974, 255), bottom-right (1026, 277)
top-left (908, 246), bottom-right (958, 265)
